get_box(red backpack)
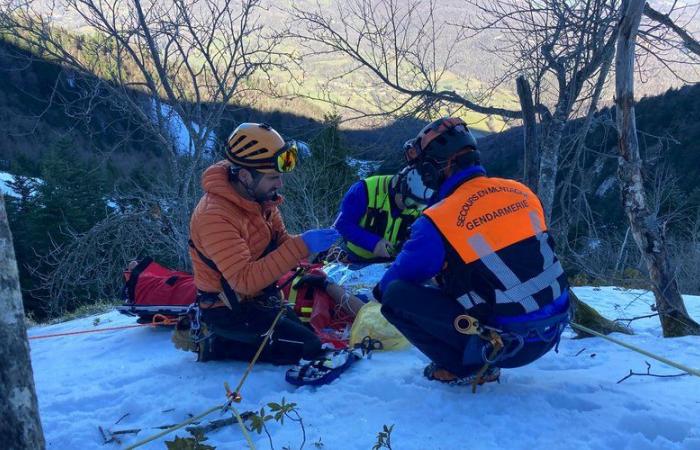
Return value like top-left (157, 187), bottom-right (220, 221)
top-left (278, 264), bottom-right (354, 347)
top-left (119, 258), bottom-right (196, 321)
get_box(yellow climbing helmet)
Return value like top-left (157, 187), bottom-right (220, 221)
top-left (224, 122), bottom-right (301, 174)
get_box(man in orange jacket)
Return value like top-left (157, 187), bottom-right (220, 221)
top-left (189, 122), bottom-right (339, 363)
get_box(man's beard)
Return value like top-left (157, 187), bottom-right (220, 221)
top-left (254, 188), bottom-right (279, 203)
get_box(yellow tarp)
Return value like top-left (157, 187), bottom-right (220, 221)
top-left (349, 301), bottom-right (410, 351)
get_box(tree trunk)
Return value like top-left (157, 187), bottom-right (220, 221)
top-left (570, 290), bottom-right (632, 337)
top-left (516, 76), bottom-right (539, 191)
top-left (537, 109), bottom-right (566, 225)
top-left (0, 194), bottom-right (45, 450)
top-left (615, 0), bottom-right (700, 337)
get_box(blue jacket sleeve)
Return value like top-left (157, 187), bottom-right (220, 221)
top-left (333, 180), bottom-right (382, 252)
top-left (378, 216), bottom-right (444, 293)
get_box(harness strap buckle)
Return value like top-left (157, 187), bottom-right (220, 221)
top-left (454, 314), bottom-right (481, 335)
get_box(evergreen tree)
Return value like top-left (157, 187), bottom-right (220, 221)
top-left (6, 137), bottom-right (111, 319)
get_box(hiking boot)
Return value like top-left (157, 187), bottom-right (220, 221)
top-left (423, 362), bottom-right (500, 386)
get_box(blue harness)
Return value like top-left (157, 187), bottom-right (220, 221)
top-left (462, 291), bottom-right (571, 365)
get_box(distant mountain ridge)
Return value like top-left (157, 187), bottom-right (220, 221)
top-left (2, 35), bottom-right (699, 239)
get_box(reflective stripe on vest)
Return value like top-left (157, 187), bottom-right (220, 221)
top-left (346, 175), bottom-right (420, 259)
top-left (425, 177), bottom-right (561, 313)
top-left (530, 211), bottom-right (562, 301)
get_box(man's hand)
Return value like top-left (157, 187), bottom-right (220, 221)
top-left (372, 239), bottom-right (394, 258)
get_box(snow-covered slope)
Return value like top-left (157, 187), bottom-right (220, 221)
top-left (29, 284), bottom-right (700, 450)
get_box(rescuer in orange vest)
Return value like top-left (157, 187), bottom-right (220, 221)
top-left (373, 117), bottom-right (570, 386)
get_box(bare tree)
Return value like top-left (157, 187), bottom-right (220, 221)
top-left (281, 120), bottom-right (358, 232)
top-left (3, 0), bottom-right (288, 260)
top-left (289, 0), bottom-right (636, 335)
top-left (0, 194), bottom-right (46, 450)
top-left (287, 0), bottom-right (520, 123)
top-left (288, 0), bottom-right (626, 227)
top-left (2, 0), bottom-right (291, 312)
top-left (465, 0), bottom-right (621, 224)
top-left (641, 2), bottom-right (700, 69)
top-left (615, 0), bottom-right (700, 337)
top-left (516, 75), bottom-right (538, 190)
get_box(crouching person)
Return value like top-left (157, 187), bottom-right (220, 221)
top-left (334, 165), bottom-right (429, 262)
top-left (373, 117), bottom-right (570, 386)
top-left (189, 122), bottom-right (339, 364)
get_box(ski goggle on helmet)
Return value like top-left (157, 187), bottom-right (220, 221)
top-left (403, 117), bottom-right (478, 165)
top-left (396, 165), bottom-right (434, 208)
top-left (225, 123), bottom-right (309, 174)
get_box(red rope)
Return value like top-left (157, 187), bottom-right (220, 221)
top-left (29, 314), bottom-right (177, 341)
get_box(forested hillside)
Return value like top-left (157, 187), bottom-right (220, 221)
top-left (3, 31), bottom-right (700, 320)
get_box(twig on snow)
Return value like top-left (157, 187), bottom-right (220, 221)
top-left (617, 361), bottom-right (689, 384)
top-left (614, 313), bottom-right (660, 327)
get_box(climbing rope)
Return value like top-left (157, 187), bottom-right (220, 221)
top-left (29, 314), bottom-right (177, 341)
top-left (125, 271), bottom-right (304, 449)
top-left (123, 404), bottom-right (225, 450)
top-left (122, 304), bottom-right (288, 450)
top-left (570, 322), bottom-right (700, 378)
top-left (226, 303), bottom-right (287, 405)
top-left (231, 405), bottom-right (256, 449)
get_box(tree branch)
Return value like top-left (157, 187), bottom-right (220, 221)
top-left (643, 2), bottom-right (700, 58)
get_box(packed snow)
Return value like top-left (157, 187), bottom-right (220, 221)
top-left (1, 171), bottom-right (19, 197)
top-left (150, 99), bottom-right (216, 156)
top-left (1, 171), bottom-right (42, 198)
top-left (29, 269), bottom-right (700, 450)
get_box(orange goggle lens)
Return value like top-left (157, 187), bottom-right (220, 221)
top-left (275, 145), bottom-right (298, 173)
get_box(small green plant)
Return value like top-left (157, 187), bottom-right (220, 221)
top-left (249, 398), bottom-right (306, 450)
top-left (372, 424), bottom-right (394, 450)
top-left (164, 430), bottom-right (215, 450)
top-left (93, 317), bottom-right (101, 326)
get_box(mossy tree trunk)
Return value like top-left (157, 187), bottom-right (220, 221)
top-left (0, 194), bottom-right (45, 449)
top-left (570, 290), bottom-right (632, 337)
top-left (615, 0), bottom-right (700, 337)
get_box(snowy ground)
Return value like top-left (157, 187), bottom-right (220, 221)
top-left (29, 280), bottom-right (700, 450)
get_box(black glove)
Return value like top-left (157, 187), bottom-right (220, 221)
top-left (372, 283), bottom-right (383, 303)
top-left (294, 274), bottom-right (330, 290)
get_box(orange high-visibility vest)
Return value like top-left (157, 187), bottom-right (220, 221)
top-left (425, 177), bottom-right (546, 263)
top-left (424, 176), bottom-right (563, 315)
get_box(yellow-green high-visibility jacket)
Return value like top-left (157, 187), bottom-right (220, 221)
top-left (345, 175), bottom-right (421, 260)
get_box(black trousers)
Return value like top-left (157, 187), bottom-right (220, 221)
top-left (380, 280), bottom-right (558, 377)
top-left (200, 302), bottom-right (323, 365)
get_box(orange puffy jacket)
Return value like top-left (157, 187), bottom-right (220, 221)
top-left (189, 161), bottom-right (309, 301)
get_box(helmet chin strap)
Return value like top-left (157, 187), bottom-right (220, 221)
top-left (417, 159), bottom-right (445, 191)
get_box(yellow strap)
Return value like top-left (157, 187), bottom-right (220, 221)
top-left (287, 274), bottom-right (303, 306)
